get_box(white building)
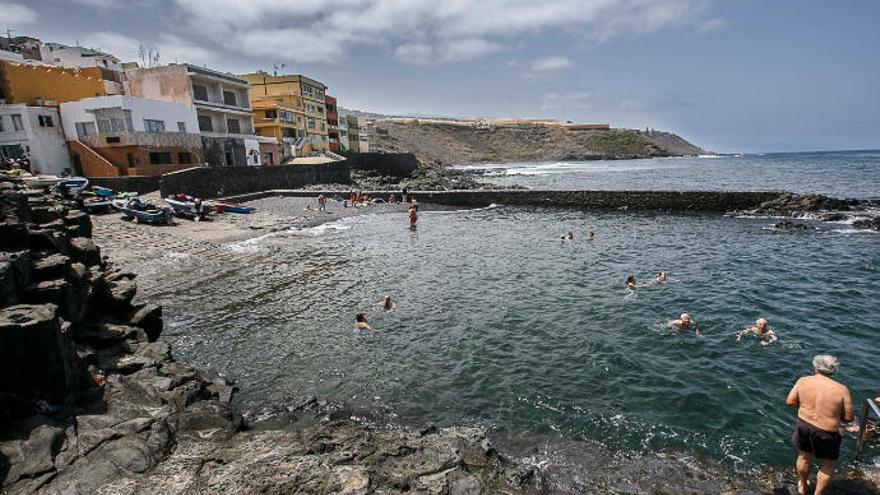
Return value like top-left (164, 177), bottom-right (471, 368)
top-left (126, 64), bottom-right (260, 166)
top-left (39, 43), bottom-right (121, 70)
top-left (59, 95), bottom-right (200, 140)
top-left (0, 104), bottom-right (71, 175)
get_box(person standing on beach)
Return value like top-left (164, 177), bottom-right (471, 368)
top-left (786, 355), bottom-right (853, 495)
top-left (402, 187), bottom-right (408, 204)
top-left (317, 194), bottom-right (326, 212)
top-left (409, 206), bottom-right (418, 229)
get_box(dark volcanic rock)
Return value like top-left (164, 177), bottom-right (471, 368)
top-left (129, 303), bottom-right (163, 342)
top-left (749, 192), bottom-right (861, 217)
top-left (852, 217), bottom-right (880, 230)
top-left (0, 304), bottom-right (77, 404)
top-left (774, 220), bottom-right (811, 231)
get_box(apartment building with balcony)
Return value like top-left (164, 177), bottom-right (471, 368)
top-left (346, 113), bottom-right (370, 153)
top-left (0, 103), bottom-right (71, 175)
top-left (242, 72), bottom-right (329, 154)
top-left (251, 100), bottom-right (305, 163)
top-left (59, 95), bottom-right (203, 177)
top-left (325, 95), bottom-right (340, 153)
top-left (126, 64), bottom-right (260, 167)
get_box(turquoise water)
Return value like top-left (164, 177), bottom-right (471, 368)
top-left (134, 205), bottom-right (880, 470)
top-left (455, 149), bottom-right (880, 199)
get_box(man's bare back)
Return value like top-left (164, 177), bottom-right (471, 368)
top-left (787, 374), bottom-right (853, 432)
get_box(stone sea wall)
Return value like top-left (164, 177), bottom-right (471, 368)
top-left (343, 152), bottom-right (420, 178)
top-left (158, 162), bottom-right (352, 199)
top-left (226, 189), bottom-right (784, 212)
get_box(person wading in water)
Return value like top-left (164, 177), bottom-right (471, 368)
top-left (409, 205), bottom-right (418, 229)
top-left (786, 354), bottom-right (854, 495)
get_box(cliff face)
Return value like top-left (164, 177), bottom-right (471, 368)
top-left (371, 120), bottom-right (709, 165)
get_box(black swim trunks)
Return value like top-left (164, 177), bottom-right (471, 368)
top-left (791, 419), bottom-right (842, 460)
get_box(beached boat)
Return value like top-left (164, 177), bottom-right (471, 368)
top-left (82, 196), bottom-right (114, 214)
top-left (21, 174), bottom-right (63, 189)
top-left (117, 198), bottom-right (173, 225)
top-left (207, 200), bottom-right (256, 214)
top-left (51, 177), bottom-right (89, 198)
top-left (93, 186), bottom-right (117, 198)
top-left (165, 194), bottom-right (208, 221)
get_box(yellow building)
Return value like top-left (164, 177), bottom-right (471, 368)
top-left (0, 61), bottom-right (110, 104)
top-left (242, 72), bottom-right (329, 154)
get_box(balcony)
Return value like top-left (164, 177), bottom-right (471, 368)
top-left (80, 131), bottom-right (202, 149)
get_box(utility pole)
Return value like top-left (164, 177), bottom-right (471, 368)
top-left (3, 28), bottom-right (14, 41)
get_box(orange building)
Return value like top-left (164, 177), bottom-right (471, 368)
top-left (0, 61), bottom-right (111, 105)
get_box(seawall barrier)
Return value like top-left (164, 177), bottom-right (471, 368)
top-left (88, 175), bottom-right (161, 194)
top-left (343, 152), bottom-right (419, 177)
top-left (158, 162), bottom-right (351, 199)
top-left (222, 189), bottom-right (783, 212)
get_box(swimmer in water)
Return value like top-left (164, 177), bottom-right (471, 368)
top-left (588, 231), bottom-right (595, 241)
top-left (669, 313), bottom-right (700, 336)
top-left (377, 295), bottom-right (395, 311)
top-left (626, 275), bottom-right (639, 289)
top-left (355, 312), bottom-right (373, 330)
top-left (304, 204), bottom-right (314, 211)
top-left (737, 318), bottom-right (777, 346)
top-left (567, 230), bottom-right (574, 240)
top-left (656, 272), bottom-right (667, 282)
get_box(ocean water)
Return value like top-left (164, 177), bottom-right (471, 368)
top-left (453, 149), bottom-right (880, 199)
top-left (131, 205), bottom-right (880, 471)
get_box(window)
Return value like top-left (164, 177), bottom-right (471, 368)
top-left (38, 115), bottom-right (54, 127)
top-left (198, 115), bottom-right (213, 132)
top-left (11, 114), bottom-right (23, 131)
top-left (226, 118), bottom-right (241, 134)
top-left (0, 117), bottom-right (4, 132)
top-left (144, 119), bottom-right (165, 133)
top-left (126, 153), bottom-right (136, 166)
top-left (178, 152), bottom-right (192, 164)
top-left (105, 136), bottom-right (121, 144)
top-left (177, 121), bottom-right (187, 133)
top-left (93, 108), bottom-right (132, 133)
top-left (193, 84), bottom-right (208, 101)
top-left (223, 91), bottom-right (237, 106)
top-left (265, 110), bottom-right (277, 119)
top-left (307, 117), bottom-right (315, 129)
top-left (148, 152), bottom-right (172, 164)
top-left (75, 122), bottom-right (97, 139)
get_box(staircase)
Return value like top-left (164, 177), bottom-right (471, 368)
top-left (68, 140), bottom-right (120, 177)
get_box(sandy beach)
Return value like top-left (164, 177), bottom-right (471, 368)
top-left (92, 194), bottom-right (418, 266)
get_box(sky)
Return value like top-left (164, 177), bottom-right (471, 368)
top-left (1, 0), bottom-right (878, 153)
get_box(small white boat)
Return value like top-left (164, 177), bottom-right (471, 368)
top-left (21, 174), bottom-right (63, 189)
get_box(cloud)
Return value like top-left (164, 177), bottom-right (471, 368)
top-left (71, 0), bottom-right (158, 9)
top-left (80, 31), bottom-right (216, 66)
top-left (697, 18), bottom-right (725, 34)
top-left (166, 0), bottom-right (716, 65)
top-left (394, 38), bottom-right (504, 65)
top-left (0, 2), bottom-right (37, 26)
top-left (540, 91), bottom-right (590, 112)
top-left (530, 56), bottom-right (572, 72)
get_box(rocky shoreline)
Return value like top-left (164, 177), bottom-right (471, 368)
top-left (2, 181), bottom-right (878, 494)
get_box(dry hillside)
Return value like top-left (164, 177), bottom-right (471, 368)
top-left (371, 120), bottom-right (708, 165)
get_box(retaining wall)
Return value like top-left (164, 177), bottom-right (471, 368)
top-left (344, 152), bottom-right (419, 177)
top-left (227, 189), bottom-right (782, 212)
top-left (159, 162), bottom-right (351, 199)
top-left (88, 175), bottom-right (161, 194)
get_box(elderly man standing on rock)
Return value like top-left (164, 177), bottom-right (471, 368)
top-left (786, 354), bottom-right (854, 495)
